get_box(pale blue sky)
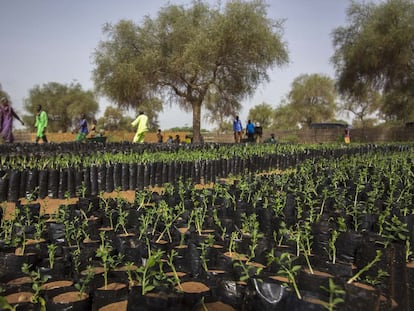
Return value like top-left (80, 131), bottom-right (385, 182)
top-left (1, 0), bottom-right (359, 130)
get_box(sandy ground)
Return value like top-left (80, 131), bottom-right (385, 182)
top-left (2, 190), bottom-right (137, 220)
top-left (2, 183), bottom-right (216, 220)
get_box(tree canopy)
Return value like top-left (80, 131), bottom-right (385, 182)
top-left (247, 102), bottom-right (274, 129)
top-left (97, 106), bottom-right (133, 132)
top-left (286, 74), bottom-right (337, 127)
top-left (272, 103), bottom-right (300, 130)
top-left (332, 0), bottom-right (414, 124)
top-left (341, 87), bottom-right (382, 128)
top-left (23, 82), bottom-right (99, 133)
top-left (93, 0), bottom-right (289, 142)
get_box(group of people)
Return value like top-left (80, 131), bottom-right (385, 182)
top-left (75, 114), bottom-right (106, 142)
top-left (156, 131), bottom-right (191, 145)
top-left (0, 100), bottom-right (278, 145)
top-left (0, 97), bottom-right (48, 144)
top-left (0, 96), bottom-right (107, 144)
top-left (0, 103), bottom-right (168, 145)
top-left (233, 115), bottom-right (265, 143)
top-left (164, 134), bottom-right (180, 144)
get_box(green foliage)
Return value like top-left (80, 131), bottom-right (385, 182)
top-left (332, 0), bottom-right (414, 123)
top-left (96, 231), bottom-right (121, 289)
top-left (271, 103), bottom-right (301, 130)
top-left (286, 74), bottom-right (337, 127)
top-left (93, 0), bottom-right (289, 142)
top-left (215, 120), bottom-right (233, 133)
top-left (21, 263), bottom-right (49, 306)
top-left (267, 251), bottom-right (302, 299)
top-left (168, 126), bottom-right (193, 132)
top-left (233, 260), bottom-right (263, 282)
top-left (365, 268), bottom-right (389, 286)
top-left (75, 265), bottom-right (95, 299)
top-left (135, 250), bottom-right (165, 295)
top-left (381, 214), bottom-right (409, 247)
top-left (204, 94), bottom-right (241, 131)
top-left (166, 250), bottom-right (182, 290)
top-left (47, 244), bottom-right (57, 269)
top-left (0, 296), bottom-right (16, 311)
top-left (98, 106), bottom-right (134, 131)
top-left (23, 82), bottom-right (99, 132)
top-left (320, 278), bottom-right (345, 311)
top-left (342, 89), bottom-right (382, 128)
top-left (280, 133), bottom-right (299, 143)
top-left (248, 102), bottom-right (274, 129)
top-left (347, 250), bottom-right (382, 284)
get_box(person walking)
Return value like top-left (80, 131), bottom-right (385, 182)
top-left (76, 113), bottom-right (88, 142)
top-left (246, 120), bottom-right (255, 142)
top-left (35, 104), bottom-right (48, 143)
top-left (254, 122), bottom-right (263, 143)
top-left (131, 111), bottom-right (148, 143)
top-left (156, 129), bottom-right (163, 143)
top-left (0, 97), bottom-right (24, 143)
top-left (233, 115), bottom-right (243, 143)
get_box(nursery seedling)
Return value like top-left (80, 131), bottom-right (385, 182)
top-left (365, 268), bottom-right (389, 286)
top-left (192, 205), bottom-right (207, 236)
top-left (96, 231), bottom-right (115, 289)
top-left (267, 251), bottom-right (302, 299)
top-left (115, 205), bottom-right (130, 236)
top-left (347, 250), bottom-right (382, 284)
top-left (47, 244), bottom-right (57, 269)
top-left (198, 234), bottom-right (215, 272)
top-left (320, 278), bottom-right (345, 311)
top-left (21, 263), bottom-right (49, 307)
top-left (381, 215), bottom-right (409, 247)
top-left (135, 249), bottom-right (165, 295)
top-left (166, 250), bottom-right (182, 290)
top-left (0, 296), bottom-right (16, 311)
top-left (233, 260), bottom-right (263, 282)
top-left (75, 265), bottom-right (95, 300)
top-left (124, 262), bottom-right (137, 288)
top-left (228, 231), bottom-right (241, 257)
top-left (324, 230), bottom-right (339, 265)
top-left (212, 209), bottom-right (227, 240)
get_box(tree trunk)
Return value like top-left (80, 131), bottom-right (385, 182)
top-left (192, 101), bottom-right (202, 143)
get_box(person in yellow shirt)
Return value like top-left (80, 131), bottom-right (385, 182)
top-left (131, 111), bottom-right (148, 143)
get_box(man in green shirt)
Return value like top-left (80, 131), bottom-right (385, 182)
top-left (35, 105), bottom-right (48, 143)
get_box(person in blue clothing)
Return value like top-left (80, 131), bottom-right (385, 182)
top-left (233, 115), bottom-right (243, 143)
top-left (76, 113), bottom-right (88, 142)
top-left (246, 119), bottom-right (255, 142)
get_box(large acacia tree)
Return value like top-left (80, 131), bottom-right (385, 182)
top-left (93, 0), bottom-right (288, 142)
top-left (332, 0), bottom-right (414, 124)
top-left (286, 74), bottom-right (337, 127)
